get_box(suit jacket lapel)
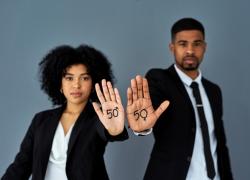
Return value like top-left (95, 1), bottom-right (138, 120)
top-left (167, 65), bottom-right (194, 104)
top-left (166, 65), bottom-right (198, 120)
top-left (202, 79), bottom-right (219, 126)
top-left (40, 105), bottom-right (65, 177)
top-left (67, 102), bottom-right (94, 156)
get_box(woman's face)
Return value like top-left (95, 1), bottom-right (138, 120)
top-left (61, 64), bottom-right (92, 106)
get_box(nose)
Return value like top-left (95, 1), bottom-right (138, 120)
top-left (73, 79), bottom-right (81, 88)
top-left (186, 44), bottom-right (194, 55)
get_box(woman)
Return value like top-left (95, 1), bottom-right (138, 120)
top-left (2, 44), bottom-right (128, 180)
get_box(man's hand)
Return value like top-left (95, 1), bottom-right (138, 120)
top-left (126, 75), bottom-right (169, 132)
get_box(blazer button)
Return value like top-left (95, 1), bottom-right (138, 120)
top-left (191, 127), bottom-right (195, 133)
top-left (187, 156), bottom-right (191, 162)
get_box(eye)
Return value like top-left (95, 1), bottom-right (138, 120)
top-left (64, 76), bottom-right (73, 81)
top-left (80, 75), bottom-right (91, 81)
top-left (178, 41), bottom-right (187, 47)
top-left (193, 41), bottom-right (205, 47)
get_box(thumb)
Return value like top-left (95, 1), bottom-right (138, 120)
top-left (155, 100), bottom-right (170, 119)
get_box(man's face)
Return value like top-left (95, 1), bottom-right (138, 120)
top-left (169, 30), bottom-right (206, 75)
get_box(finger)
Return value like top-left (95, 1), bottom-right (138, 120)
top-left (127, 87), bottom-right (133, 106)
top-left (131, 78), bottom-right (138, 101)
top-left (95, 83), bottom-right (106, 104)
top-left (102, 79), bottom-right (111, 101)
top-left (136, 75), bottom-right (143, 98)
top-left (92, 102), bottom-right (104, 119)
top-left (143, 78), bottom-right (151, 99)
top-left (107, 81), bottom-right (116, 102)
top-left (92, 102), bottom-right (108, 130)
top-left (155, 100), bottom-right (170, 119)
top-left (114, 88), bottom-right (122, 104)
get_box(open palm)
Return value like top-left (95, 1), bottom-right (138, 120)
top-left (92, 79), bottom-right (125, 136)
top-left (126, 75), bottom-right (169, 132)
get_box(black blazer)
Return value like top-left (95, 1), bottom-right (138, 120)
top-left (2, 102), bottom-right (128, 180)
top-left (144, 65), bottom-right (233, 180)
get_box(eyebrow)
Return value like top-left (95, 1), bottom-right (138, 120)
top-left (177, 40), bottom-right (187, 43)
top-left (193, 40), bottom-right (204, 42)
top-left (64, 72), bottom-right (90, 76)
top-left (176, 39), bottom-right (204, 43)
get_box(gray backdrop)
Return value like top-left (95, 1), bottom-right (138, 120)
top-left (0, 0), bottom-right (249, 179)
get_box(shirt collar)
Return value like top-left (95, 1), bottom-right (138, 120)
top-left (174, 64), bottom-right (202, 87)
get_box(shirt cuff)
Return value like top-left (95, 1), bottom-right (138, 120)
top-left (133, 128), bottom-right (153, 136)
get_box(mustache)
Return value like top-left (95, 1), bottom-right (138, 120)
top-left (184, 54), bottom-right (196, 58)
top-left (183, 55), bottom-right (198, 60)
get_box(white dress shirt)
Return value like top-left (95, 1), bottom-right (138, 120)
top-left (174, 65), bottom-right (220, 180)
top-left (44, 122), bottom-right (74, 180)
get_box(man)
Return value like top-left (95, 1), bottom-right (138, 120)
top-left (127, 18), bottom-right (233, 180)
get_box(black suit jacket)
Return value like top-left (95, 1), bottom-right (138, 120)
top-left (2, 102), bottom-right (128, 180)
top-left (144, 65), bottom-right (233, 180)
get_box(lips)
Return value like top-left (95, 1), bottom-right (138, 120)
top-left (70, 92), bottom-right (82, 97)
top-left (183, 56), bottom-right (197, 64)
top-left (184, 56), bottom-right (196, 61)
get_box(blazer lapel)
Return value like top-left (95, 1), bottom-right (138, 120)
top-left (40, 105), bottom-right (65, 177)
top-left (202, 79), bottom-right (219, 126)
top-left (166, 65), bottom-right (197, 119)
top-left (167, 65), bottom-right (193, 102)
top-left (67, 102), bottom-right (94, 156)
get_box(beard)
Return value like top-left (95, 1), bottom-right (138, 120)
top-left (182, 63), bottom-right (199, 70)
top-left (179, 55), bottom-right (201, 71)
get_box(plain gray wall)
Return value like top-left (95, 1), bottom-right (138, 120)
top-left (0, 0), bottom-right (249, 179)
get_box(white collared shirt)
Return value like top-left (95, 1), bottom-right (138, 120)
top-left (44, 122), bottom-right (74, 180)
top-left (174, 65), bottom-right (220, 180)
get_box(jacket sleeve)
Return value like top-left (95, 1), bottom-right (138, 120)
top-left (96, 119), bottom-right (129, 142)
top-left (1, 114), bottom-right (39, 180)
top-left (217, 119), bottom-right (234, 180)
top-left (215, 87), bottom-right (234, 180)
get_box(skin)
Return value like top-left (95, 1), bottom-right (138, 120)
top-left (60, 64), bottom-right (125, 136)
top-left (93, 79), bottom-right (125, 136)
top-left (169, 30), bottom-right (206, 79)
top-left (127, 30), bottom-right (206, 132)
top-left (126, 75), bottom-right (169, 132)
top-left (60, 64), bottom-right (92, 135)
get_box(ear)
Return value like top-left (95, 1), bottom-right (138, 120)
top-left (169, 43), bottom-right (174, 54)
top-left (204, 42), bottom-right (207, 52)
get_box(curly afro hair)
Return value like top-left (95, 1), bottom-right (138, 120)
top-left (39, 44), bottom-right (114, 105)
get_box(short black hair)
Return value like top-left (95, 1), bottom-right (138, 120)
top-left (39, 44), bottom-right (114, 105)
top-left (171, 18), bottom-right (205, 41)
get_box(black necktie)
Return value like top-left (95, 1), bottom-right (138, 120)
top-left (190, 82), bottom-right (216, 179)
